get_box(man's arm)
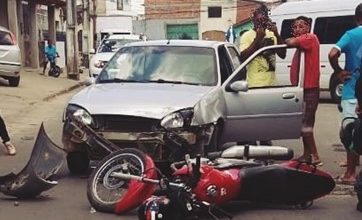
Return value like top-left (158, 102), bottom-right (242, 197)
top-left (269, 25), bottom-right (286, 59)
top-left (328, 47), bottom-right (350, 82)
top-left (285, 37), bottom-right (299, 48)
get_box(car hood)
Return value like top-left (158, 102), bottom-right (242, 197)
top-left (91, 52), bottom-right (115, 62)
top-left (69, 83), bottom-right (214, 119)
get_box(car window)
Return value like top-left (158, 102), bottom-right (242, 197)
top-left (314, 15), bottom-right (355, 44)
top-left (98, 46), bottom-right (217, 86)
top-left (280, 19), bottom-right (295, 40)
top-left (0, 31), bottom-right (14, 45)
top-left (240, 47), bottom-right (297, 89)
top-left (227, 46), bottom-right (242, 70)
top-left (98, 38), bottom-right (140, 53)
top-left (218, 46), bottom-right (234, 84)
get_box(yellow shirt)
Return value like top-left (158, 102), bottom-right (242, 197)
top-left (239, 29), bottom-right (277, 87)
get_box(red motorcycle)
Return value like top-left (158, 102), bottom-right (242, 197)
top-left (87, 144), bottom-right (335, 219)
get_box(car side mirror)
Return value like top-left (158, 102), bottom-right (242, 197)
top-left (89, 49), bottom-right (96, 54)
top-left (228, 80), bottom-right (248, 92)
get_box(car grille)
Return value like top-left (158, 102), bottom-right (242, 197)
top-left (92, 115), bottom-right (160, 132)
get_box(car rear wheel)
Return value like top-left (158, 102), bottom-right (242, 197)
top-left (330, 74), bottom-right (342, 103)
top-left (8, 76), bottom-right (20, 87)
top-left (67, 151), bottom-right (90, 174)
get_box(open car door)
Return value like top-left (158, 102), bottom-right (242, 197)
top-left (221, 45), bottom-right (304, 143)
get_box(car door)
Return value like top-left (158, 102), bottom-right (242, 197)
top-left (220, 45), bottom-right (304, 143)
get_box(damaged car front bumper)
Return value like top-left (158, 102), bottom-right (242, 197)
top-left (0, 123), bottom-right (65, 198)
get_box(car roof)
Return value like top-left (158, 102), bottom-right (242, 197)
top-left (125, 40), bottom-right (230, 49)
top-left (271, 0), bottom-right (359, 16)
top-left (107, 34), bottom-right (141, 40)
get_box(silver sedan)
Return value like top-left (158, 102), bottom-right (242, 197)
top-left (62, 40), bottom-right (303, 174)
top-left (0, 26), bottom-right (21, 87)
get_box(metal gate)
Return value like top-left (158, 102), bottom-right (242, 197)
top-left (166, 24), bottom-right (198, 40)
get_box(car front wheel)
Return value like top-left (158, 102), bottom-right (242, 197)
top-left (8, 76), bottom-right (20, 87)
top-left (67, 151), bottom-right (90, 174)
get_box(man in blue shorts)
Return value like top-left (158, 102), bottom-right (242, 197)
top-left (329, 3), bottom-right (362, 184)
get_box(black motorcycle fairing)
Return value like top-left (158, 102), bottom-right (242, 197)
top-left (238, 164), bottom-right (335, 204)
top-left (0, 123), bottom-right (65, 198)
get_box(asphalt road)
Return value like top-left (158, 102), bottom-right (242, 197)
top-left (0, 87), bottom-right (361, 220)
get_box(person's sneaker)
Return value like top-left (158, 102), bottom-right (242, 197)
top-left (4, 142), bottom-right (16, 155)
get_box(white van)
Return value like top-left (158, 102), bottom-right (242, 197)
top-left (271, 0), bottom-right (360, 102)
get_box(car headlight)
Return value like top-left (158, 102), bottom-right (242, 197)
top-left (94, 60), bottom-right (106, 68)
top-left (64, 104), bottom-right (93, 125)
top-left (160, 108), bottom-right (194, 129)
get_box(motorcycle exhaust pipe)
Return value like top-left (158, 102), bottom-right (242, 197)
top-left (208, 145), bottom-right (294, 161)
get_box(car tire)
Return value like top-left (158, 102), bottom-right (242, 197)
top-left (330, 73), bottom-right (342, 103)
top-left (8, 77), bottom-right (20, 87)
top-left (66, 151), bottom-right (90, 174)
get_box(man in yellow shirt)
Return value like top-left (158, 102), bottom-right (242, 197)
top-left (240, 4), bottom-right (285, 87)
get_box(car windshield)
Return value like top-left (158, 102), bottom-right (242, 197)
top-left (97, 46), bottom-right (217, 86)
top-left (98, 38), bottom-right (140, 53)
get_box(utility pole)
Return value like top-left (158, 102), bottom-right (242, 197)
top-left (82, 0), bottom-right (90, 68)
top-left (66, 0), bottom-right (79, 80)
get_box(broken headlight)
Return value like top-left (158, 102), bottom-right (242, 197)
top-left (64, 104), bottom-right (93, 126)
top-left (160, 108), bottom-right (194, 129)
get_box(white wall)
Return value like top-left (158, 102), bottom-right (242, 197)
top-left (105, 0), bottom-right (144, 16)
top-left (200, 0), bottom-right (237, 38)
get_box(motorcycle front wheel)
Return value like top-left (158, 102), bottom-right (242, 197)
top-left (87, 148), bottom-right (146, 213)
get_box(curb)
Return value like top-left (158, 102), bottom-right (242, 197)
top-left (42, 80), bottom-right (87, 102)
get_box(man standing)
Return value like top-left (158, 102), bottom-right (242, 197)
top-left (239, 4), bottom-right (284, 88)
top-left (329, 3), bottom-right (362, 184)
top-left (239, 4), bottom-right (284, 146)
top-left (285, 16), bottom-right (322, 166)
top-left (42, 39), bottom-right (59, 75)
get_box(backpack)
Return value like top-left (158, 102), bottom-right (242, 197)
top-left (340, 117), bottom-right (362, 155)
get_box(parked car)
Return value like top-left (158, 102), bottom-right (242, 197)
top-left (89, 34), bottom-right (142, 77)
top-left (0, 26), bottom-right (21, 87)
top-left (62, 40), bottom-right (304, 174)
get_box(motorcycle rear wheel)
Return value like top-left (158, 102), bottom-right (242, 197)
top-left (87, 148), bottom-right (146, 213)
top-left (49, 65), bottom-right (61, 77)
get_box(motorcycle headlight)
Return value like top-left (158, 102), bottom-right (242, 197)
top-left (160, 108), bottom-right (194, 129)
top-left (64, 104), bottom-right (93, 125)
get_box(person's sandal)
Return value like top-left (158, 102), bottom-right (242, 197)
top-left (311, 155), bottom-right (323, 166)
top-left (4, 142), bottom-right (16, 156)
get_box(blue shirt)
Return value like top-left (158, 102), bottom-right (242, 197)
top-left (336, 26), bottom-right (362, 100)
top-left (45, 45), bottom-right (57, 60)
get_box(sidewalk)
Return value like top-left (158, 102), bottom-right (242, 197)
top-left (0, 67), bottom-right (88, 115)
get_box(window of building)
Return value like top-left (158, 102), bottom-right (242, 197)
top-left (208, 6), bottom-right (222, 18)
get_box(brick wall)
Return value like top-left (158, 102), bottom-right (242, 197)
top-left (236, 1), bottom-right (260, 25)
top-left (145, 0), bottom-right (200, 20)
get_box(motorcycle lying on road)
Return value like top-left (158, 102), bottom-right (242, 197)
top-left (86, 135), bottom-right (336, 219)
